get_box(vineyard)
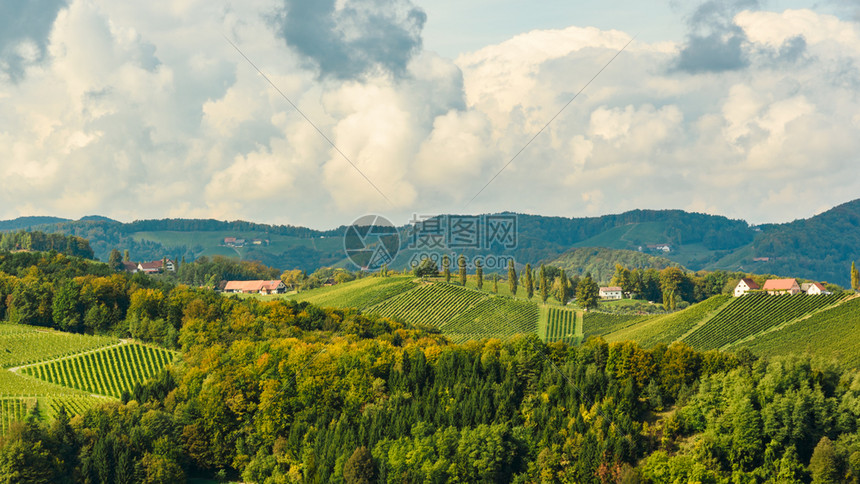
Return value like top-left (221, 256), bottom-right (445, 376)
top-left (543, 308), bottom-right (579, 344)
top-left (681, 293), bottom-right (847, 350)
top-left (0, 325), bottom-right (118, 368)
top-left (21, 343), bottom-right (176, 398)
top-left (0, 367), bottom-right (100, 435)
top-left (582, 312), bottom-right (645, 340)
top-left (738, 296), bottom-right (860, 366)
top-left (369, 283), bottom-right (539, 341)
top-left (370, 283), bottom-right (486, 328)
top-left (288, 276), bottom-right (417, 310)
top-left (605, 295), bottom-right (731, 347)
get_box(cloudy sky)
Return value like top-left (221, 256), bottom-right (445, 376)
top-left (1, 0), bottom-right (859, 229)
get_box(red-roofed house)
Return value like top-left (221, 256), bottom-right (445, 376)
top-left (223, 280), bottom-right (286, 295)
top-left (734, 278), bottom-right (760, 297)
top-left (136, 259), bottom-right (176, 274)
top-left (599, 286), bottom-right (623, 300)
top-left (762, 278), bottom-right (801, 295)
top-left (801, 282), bottom-right (831, 295)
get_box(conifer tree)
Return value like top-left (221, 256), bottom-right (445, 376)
top-left (442, 255), bottom-right (451, 283)
top-left (539, 265), bottom-right (548, 303)
top-left (492, 273), bottom-right (499, 293)
top-left (458, 255), bottom-right (467, 286)
top-left (508, 260), bottom-right (518, 296)
top-left (476, 259), bottom-right (483, 290)
top-left (852, 261), bottom-right (859, 291)
top-left (524, 263), bottom-right (534, 299)
top-left (557, 269), bottom-right (569, 305)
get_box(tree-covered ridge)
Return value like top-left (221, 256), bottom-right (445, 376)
top-left (0, 231), bottom-right (93, 259)
top-left (548, 247), bottom-right (680, 283)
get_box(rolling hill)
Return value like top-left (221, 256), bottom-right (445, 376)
top-left (1, 197), bottom-right (859, 285)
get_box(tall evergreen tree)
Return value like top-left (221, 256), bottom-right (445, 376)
top-left (508, 260), bottom-right (518, 296)
top-left (852, 261), bottom-right (859, 291)
top-left (492, 273), bottom-right (499, 293)
top-left (442, 255), bottom-right (451, 283)
top-left (524, 263), bottom-right (534, 299)
top-left (576, 272), bottom-right (599, 310)
top-left (476, 259), bottom-right (483, 290)
top-left (539, 265), bottom-right (548, 303)
top-left (557, 270), bottom-right (569, 305)
top-left (458, 255), bottom-right (467, 286)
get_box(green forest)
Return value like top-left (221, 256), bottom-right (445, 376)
top-left (1, 249), bottom-right (860, 482)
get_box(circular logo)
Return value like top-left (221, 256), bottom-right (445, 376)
top-left (343, 214), bottom-right (400, 270)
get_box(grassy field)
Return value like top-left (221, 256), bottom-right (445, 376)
top-left (582, 312), bottom-right (647, 340)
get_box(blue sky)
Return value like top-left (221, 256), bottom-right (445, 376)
top-left (1, 0), bottom-right (860, 229)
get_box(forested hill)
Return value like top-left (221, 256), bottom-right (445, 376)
top-left (547, 247), bottom-right (680, 282)
top-left (1, 199), bottom-right (859, 285)
top-left (744, 199), bottom-right (860, 286)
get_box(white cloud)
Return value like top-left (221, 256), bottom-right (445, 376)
top-left (1, 3), bottom-right (860, 229)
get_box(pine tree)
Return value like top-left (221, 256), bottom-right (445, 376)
top-left (524, 263), bottom-right (534, 299)
top-left (442, 255), bottom-right (451, 283)
top-left (539, 265), bottom-right (548, 303)
top-left (852, 261), bottom-right (859, 291)
top-left (476, 259), bottom-right (483, 290)
top-left (458, 255), bottom-right (467, 286)
top-left (508, 260), bottom-right (518, 296)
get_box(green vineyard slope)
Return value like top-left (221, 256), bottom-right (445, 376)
top-left (681, 293), bottom-right (847, 350)
top-left (605, 295), bottom-right (731, 347)
top-left (737, 296), bottom-right (860, 366)
top-left (21, 343), bottom-right (177, 398)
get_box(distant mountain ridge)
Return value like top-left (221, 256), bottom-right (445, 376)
top-left (1, 198), bottom-right (858, 285)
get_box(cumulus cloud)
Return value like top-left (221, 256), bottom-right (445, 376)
top-left (1, 1), bottom-right (860, 229)
top-left (0, 0), bottom-right (67, 82)
top-left (674, 0), bottom-right (759, 73)
top-left (271, 0), bottom-right (426, 80)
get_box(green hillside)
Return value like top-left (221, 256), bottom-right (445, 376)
top-left (737, 295), bottom-right (860, 366)
top-left (604, 295), bottom-right (732, 347)
top-left (547, 246), bottom-right (680, 282)
top-left (287, 276), bottom-right (417, 309)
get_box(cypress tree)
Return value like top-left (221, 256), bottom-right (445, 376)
top-left (476, 259), bottom-right (483, 290)
top-left (458, 255), bottom-right (467, 286)
top-left (525, 263), bottom-right (534, 299)
top-left (442, 255), bottom-right (451, 283)
top-left (539, 265), bottom-right (548, 303)
top-left (557, 269), bottom-right (569, 305)
top-left (852, 261), bottom-right (859, 291)
top-left (493, 273), bottom-right (499, 293)
top-left (508, 260), bottom-right (518, 296)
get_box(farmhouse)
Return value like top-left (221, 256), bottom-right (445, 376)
top-left (599, 286), bottom-right (623, 300)
top-left (762, 278), bottom-right (801, 295)
top-left (801, 282), bottom-right (831, 295)
top-left (136, 259), bottom-right (175, 274)
top-left (734, 278), bottom-right (760, 297)
top-left (224, 280), bottom-right (287, 295)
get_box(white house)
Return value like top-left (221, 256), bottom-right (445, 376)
top-left (801, 282), bottom-right (831, 295)
top-left (734, 278), bottom-right (760, 297)
top-left (599, 286), bottom-right (623, 300)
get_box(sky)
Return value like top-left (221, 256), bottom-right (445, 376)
top-left (1, 0), bottom-right (860, 229)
